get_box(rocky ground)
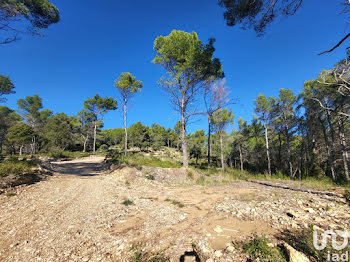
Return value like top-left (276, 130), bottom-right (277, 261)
top-left (0, 156), bottom-right (348, 261)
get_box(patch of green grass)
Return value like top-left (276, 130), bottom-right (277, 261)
top-left (113, 153), bottom-right (182, 168)
top-left (187, 169), bottom-right (193, 179)
top-left (237, 236), bottom-right (286, 262)
top-left (5, 192), bottom-right (16, 197)
top-left (164, 198), bottom-right (184, 208)
top-left (196, 176), bottom-right (205, 185)
top-left (122, 199), bottom-right (134, 206)
top-left (0, 159), bottom-right (35, 177)
top-left (125, 180), bottom-right (130, 186)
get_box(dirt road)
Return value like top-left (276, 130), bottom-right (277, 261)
top-left (0, 157), bottom-right (348, 261)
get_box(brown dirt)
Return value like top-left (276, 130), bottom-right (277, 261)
top-left (0, 156), bottom-right (348, 261)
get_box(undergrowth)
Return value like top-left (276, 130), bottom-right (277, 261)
top-left (0, 157), bottom-right (37, 177)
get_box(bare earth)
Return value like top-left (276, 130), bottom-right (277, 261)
top-left (0, 156), bottom-right (349, 261)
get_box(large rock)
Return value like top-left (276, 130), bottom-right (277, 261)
top-left (284, 243), bottom-right (310, 262)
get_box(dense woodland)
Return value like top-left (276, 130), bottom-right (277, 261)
top-left (0, 1), bottom-right (349, 185)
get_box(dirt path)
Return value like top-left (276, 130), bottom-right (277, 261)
top-left (0, 157), bottom-right (348, 261)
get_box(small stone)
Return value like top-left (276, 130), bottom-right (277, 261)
top-left (226, 245), bottom-right (235, 253)
top-left (214, 226), bottom-right (223, 233)
top-left (206, 259), bottom-right (214, 262)
top-left (214, 250), bottom-right (222, 257)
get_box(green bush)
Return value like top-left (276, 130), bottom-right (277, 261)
top-left (240, 236), bottom-right (286, 262)
top-left (112, 153), bottom-right (182, 168)
top-left (99, 144), bottom-right (109, 152)
top-left (122, 199), bottom-right (134, 206)
top-left (0, 160), bottom-right (34, 177)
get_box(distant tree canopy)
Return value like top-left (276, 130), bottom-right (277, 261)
top-left (0, 75), bottom-right (15, 102)
top-left (0, 0), bottom-right (60, 44)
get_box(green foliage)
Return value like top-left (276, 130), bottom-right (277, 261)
top-left (196, 176), bottom-right (205, 185)
top-left (112, 153), bottom-right (182, 168)
top-left (187, 169), bottom-right (193, 179)
top-left (0, 75), bottom-right (15, 102)
top-left (0, 159), bottom-right (35, 177)
top-left (0, 0), bottom-right (60, 44)
top-left (218, 0), bottom-right (303, 36)
top-left (83, 94), bottom-right (117, 117)
top-left (145, 173), bottom-right (155, 180)
top-left (6, 123), bottom-right (34, 147)
top-left (43, 113), bottom-right (75, 150)
top-left (211, 107), bottom-right (234, 132)
top-left (164, 198), bottom-right (184, 208)
top-left (128, 122), bottom-right (150, 150)
top-left (115, 72), bottom-right (143, 94)
top-left (5, 192), bottom-right (16, 197)
top-left (239, 236), bottom-right (286, 262)
top-left (122, 199), bottom-right (134, 206)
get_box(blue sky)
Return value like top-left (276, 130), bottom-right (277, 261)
top-left (0, 0), bottom-right (348, 132)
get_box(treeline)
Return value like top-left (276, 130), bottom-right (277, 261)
top-left (0, 29), bottom-right (349, 184)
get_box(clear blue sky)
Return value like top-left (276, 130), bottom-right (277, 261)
top-left (0, 0), bottom-right (348, 132)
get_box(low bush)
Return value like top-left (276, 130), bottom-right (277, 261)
top-left (112, 152), bottom-right (182, 168)
top-left (237, 236), bottom-right (286, 262)
top-left (0, 159), bottom-right (35, 177)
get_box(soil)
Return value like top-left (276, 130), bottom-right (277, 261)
top-left (0, 156), bottom-right (348, 261)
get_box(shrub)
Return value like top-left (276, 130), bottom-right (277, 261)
top-left (187, 170), bottom-right (193, 179)
top-left (0, 160), bottom-right (34, 177)
top-left (122, 199), bottom-right (134, 206)
top-left (239, 236), bottom-right (286, 262)
top-left (99, 144), bottom-right (109, 152)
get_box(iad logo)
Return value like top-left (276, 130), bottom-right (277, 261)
top-left (313, 226), bottom-right (349, 261)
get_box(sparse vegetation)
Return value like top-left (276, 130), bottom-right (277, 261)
top-left (164, 198), bottom-right (184, 208)
top-left (131, 242), bottom-right (170, 262)
top-left (112, 152), bottom-right (182, 169)
top-left (237, 236), bottom-right (286, 262)
top-left (344, 190), bottom-right (350, 205)
top-left (0, 158), bottom-right (36, 177)
top-left (122, 199), bottom-right (134, 206)
top-left (5, 192), bottom-right (16, 197)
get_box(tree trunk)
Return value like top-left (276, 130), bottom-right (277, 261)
top-left (93, 124), bottom-right (97, 154)
top-left (285, 125), bottom-right (293, 178)
top-left (319, 117), bottom-right (336, 180)
top-left (124, 99), bottom-right (128, 156)
top-left (239, 144), bottom-right (243, 171)
top-left (264, 123), bottom-right (271, 175)
top-left (207, 118), bottom-right (211, 167)
top-left (220, 132), bottom-right (224, 171)
top-left (19, 145), bottom-right (23, 156)
top-left (181, 111), bottom-right (188, 168)
top-left (326, 110), bottom-right (337, 180)
top-left (83, 134), bottom-right (89, 153)
top-left (338, 117), bottom-right (350, 182)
